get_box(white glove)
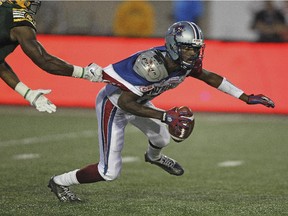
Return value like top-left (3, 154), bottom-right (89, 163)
top-left (83, 63), bottom-right (103, 82)
top-left (26, 89), bottom-right (57, 113)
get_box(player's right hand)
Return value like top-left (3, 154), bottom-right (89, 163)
top-left (83, 63), bottom-right (103, 82)
top-left (25, 89), bottom-right (57, 113)
top-left (161, 107), bottom-right (192, 129)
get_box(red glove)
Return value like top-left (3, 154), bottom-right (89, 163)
top-left (161, 107), bottom-right (192, 129)
top-left (247, 94), bottom-right (275, 108)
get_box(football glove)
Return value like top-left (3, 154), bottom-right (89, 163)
top-left (25, 89), bottom-right (56, 113)
top-left (247, 94), bottom-right (275, 108)
top-left (161, 107), bottom-right (192, 129)
top-left (83, 63), bottom-right (103, 82)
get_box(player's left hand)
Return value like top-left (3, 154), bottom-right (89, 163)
top-left (247, 94), bottom-right (275, 108)
top-left (83, 63), bottom-right (103, 82)
top-left (26, 89), bottom-right (57, 113)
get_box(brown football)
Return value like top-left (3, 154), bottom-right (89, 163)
top-left (168, 106), bottom-right (195, 143)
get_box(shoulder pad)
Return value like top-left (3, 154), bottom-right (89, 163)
top-left (12, 8), bottom-right (36, 29)
top-left (133, 49), bottom-right (168, 82)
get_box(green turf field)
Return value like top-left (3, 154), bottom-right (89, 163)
top-left (0, 106), bottom-right (287, 216)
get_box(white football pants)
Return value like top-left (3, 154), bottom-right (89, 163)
top-left (95, 88), bottom-right (170, 181)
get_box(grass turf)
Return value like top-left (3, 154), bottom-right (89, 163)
top-left (0, 106), bottom-right (287, 216)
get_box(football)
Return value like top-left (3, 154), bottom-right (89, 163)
top-left (168, 106), bottom-right (195, 143)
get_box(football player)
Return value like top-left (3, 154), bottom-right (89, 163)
top-left (0, 0), bottom-right (102, 113)
top-left (48, 21), bottom-right (275, 202)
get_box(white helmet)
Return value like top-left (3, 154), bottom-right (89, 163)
top-left (165, 21), bottom-right (205, 68)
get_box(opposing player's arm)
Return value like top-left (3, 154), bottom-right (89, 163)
top-left (10, 26), bottom-right (103, 81)
top-left (10, 26), bottom-right (73, 76)
top-left (0, 62), bottom-right (56, 113)
top-left (0, 62), bottom-right (21, 89)
top-left (195, 68), bottom-right (275, 108)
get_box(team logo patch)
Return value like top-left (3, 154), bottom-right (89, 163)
top-left (138, 76), bottom-right (184, 95)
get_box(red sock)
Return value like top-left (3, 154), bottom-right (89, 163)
top-left (76, 163), bottom-right (105, 183)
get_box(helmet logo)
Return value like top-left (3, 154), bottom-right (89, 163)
top-left (170, 24), bottom-right (185, 37)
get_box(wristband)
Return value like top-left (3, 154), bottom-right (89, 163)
top-left (217, 78), bottom-right (244, 98)
top-left (15, 82), bottom-right (30, 98)
top-left (72, 65), bottom-right (84, 78)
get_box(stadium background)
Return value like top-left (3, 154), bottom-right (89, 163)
top-left (1, 2), bottom-right (288, 215)
top-left (1, 1), bottom-right (287, 114)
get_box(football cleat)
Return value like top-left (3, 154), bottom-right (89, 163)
top-left (48, 176), bottom-right (81, 202)
top-left (144, 152), bottom-right (184, 176)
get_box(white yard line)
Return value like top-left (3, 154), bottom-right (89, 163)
top-left (13, 153), bottom-right (40, 160)
top-left (217, 160), bottom-right (244, 167)
top-left (0, 126), bottom-right (139, 148)
top-left (122, 156), bottom-right (140, 163)
top-left (11, 154), bottom-right (140, 162)
top-left (0, 130), bottom-right (96, 147)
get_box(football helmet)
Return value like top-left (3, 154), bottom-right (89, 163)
top-left (165, 21), bottom-right (205, 69)
top-left (12, 0), bottom-right (41, 14)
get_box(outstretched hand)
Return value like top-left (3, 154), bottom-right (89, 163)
top-left (83, 63), bottom-right (103, 82)
top-left (247, 94), bottom-right (275, 108)
top-left (26, 89), bottom-right (57, 113)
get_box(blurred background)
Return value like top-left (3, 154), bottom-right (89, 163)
top-left (2, 0), bottom-right (288, 114)
top-left (35, 1), bottom-right (288, 42)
